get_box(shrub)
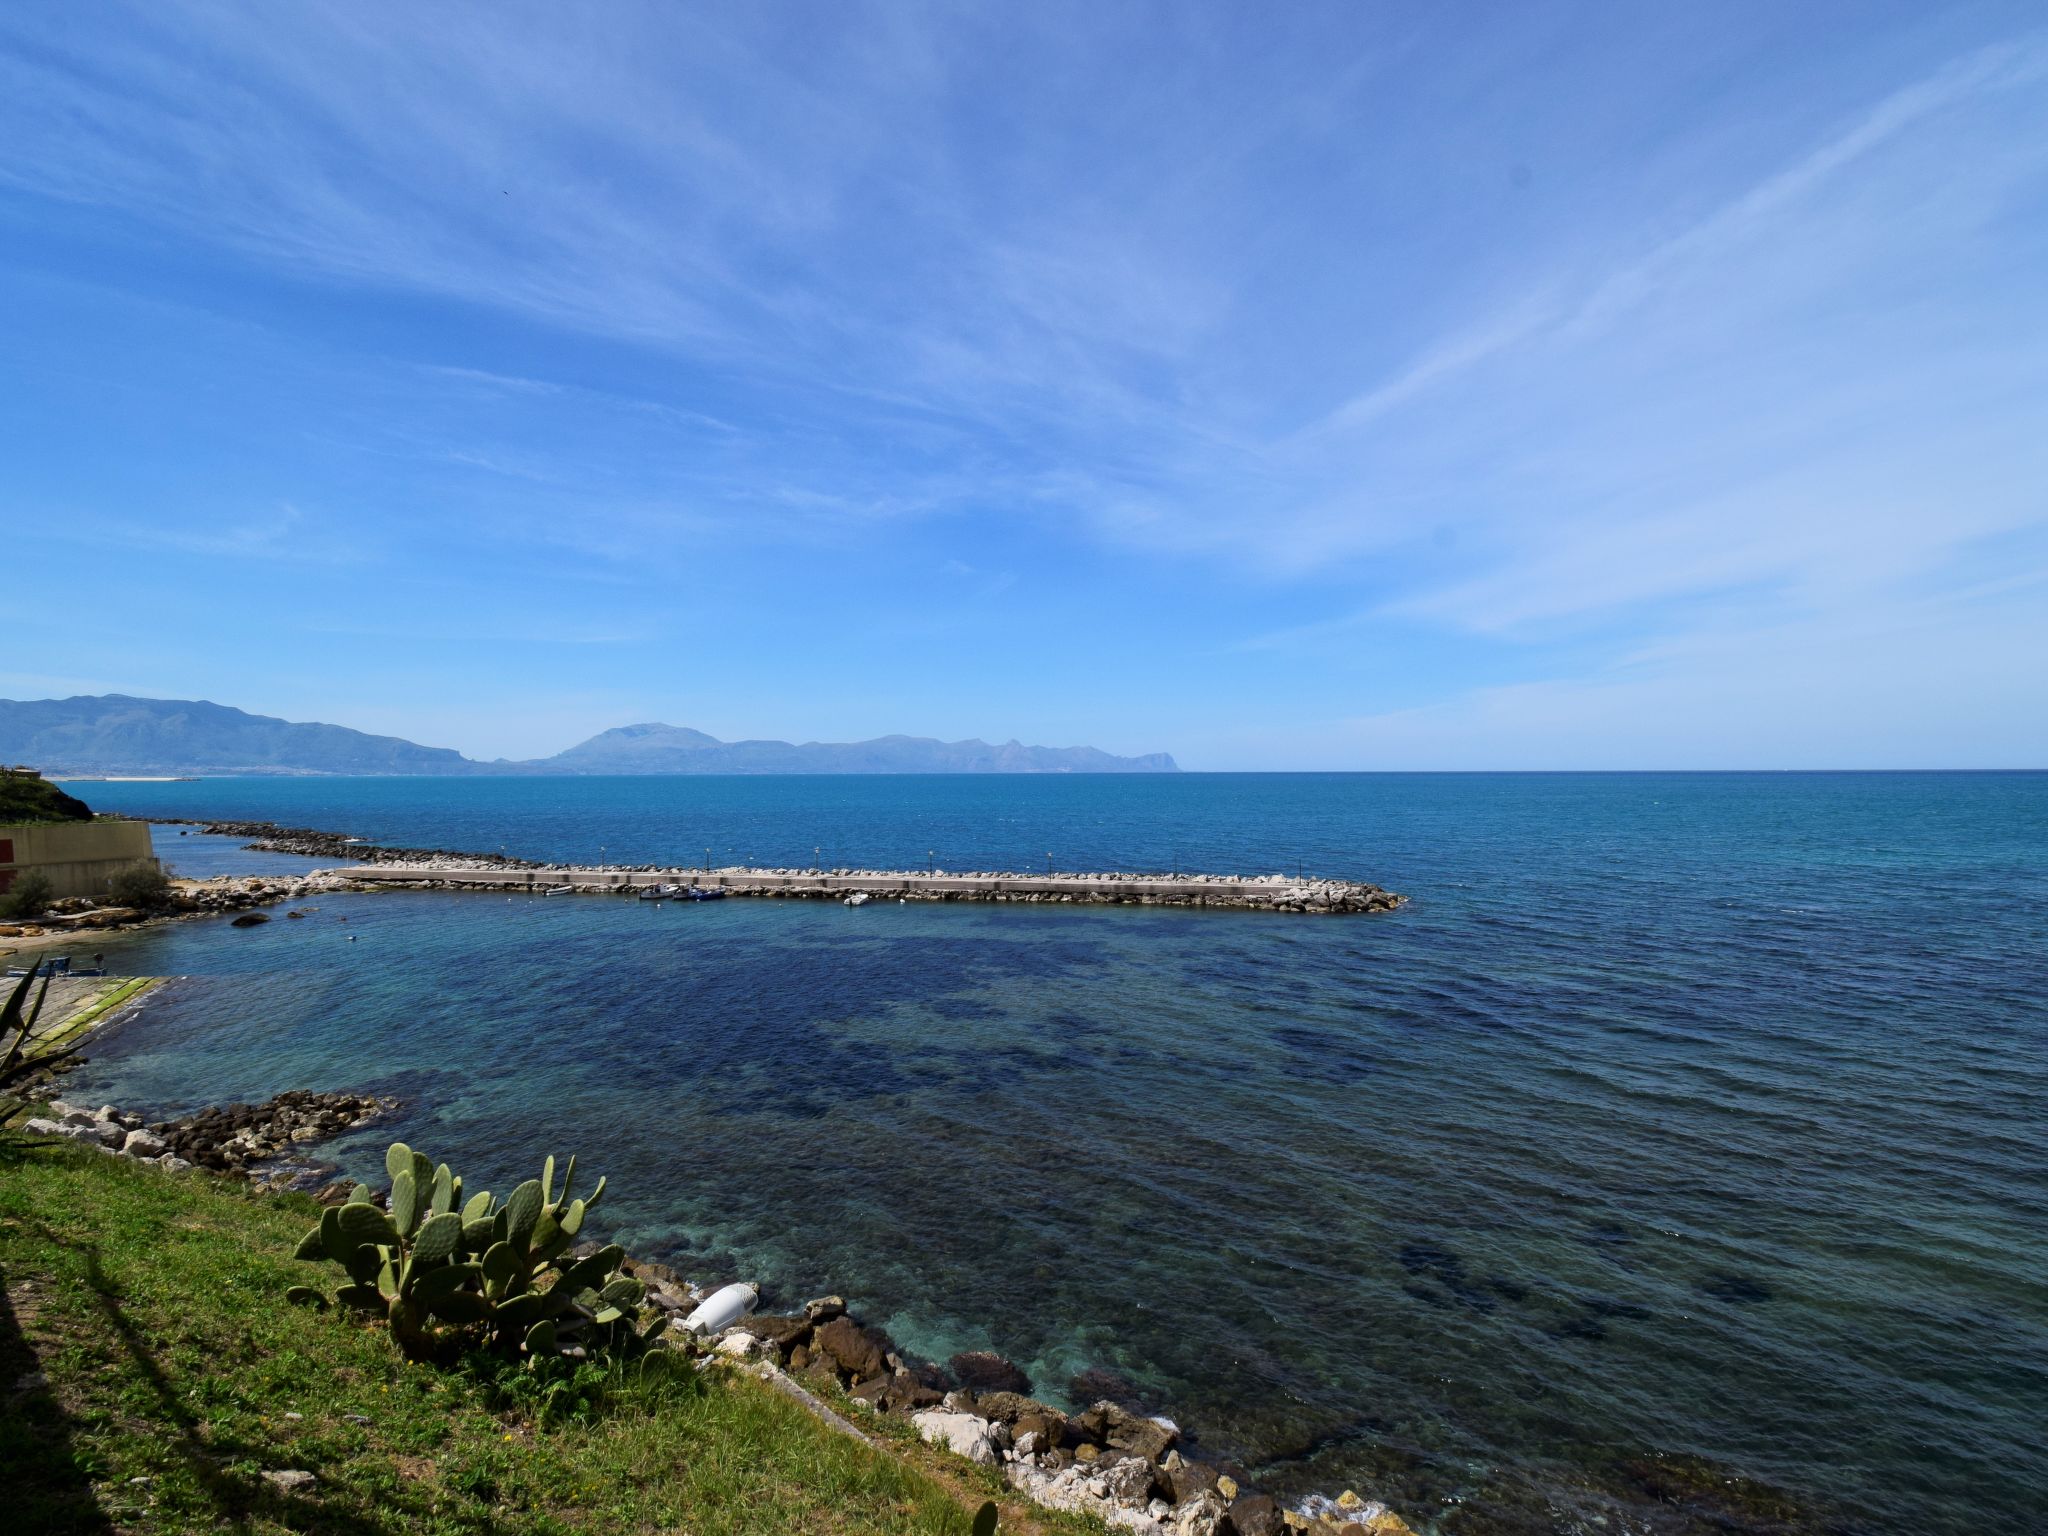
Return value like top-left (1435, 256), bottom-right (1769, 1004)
top-left (463, 1351), bottom-right (615, 1425)
top-left (0, 870), bottom-right (54, 920)
top-left (106, 861), bottom-right (174, 910)
top-left (287, 1141), bottom-right (666, 1366)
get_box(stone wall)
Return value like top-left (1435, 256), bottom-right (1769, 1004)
top-left (0, 818), bottom-right (159, 899)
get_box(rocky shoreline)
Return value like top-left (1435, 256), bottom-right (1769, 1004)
top-left (0, 872), bottom-right (366, 949)
top-left (21, 1089), bottom-right (393, 1182)
top-left (690, 1301), bottom-right (1412, 1536)
top-left (18, 1085), bottom-right (1412, 1536)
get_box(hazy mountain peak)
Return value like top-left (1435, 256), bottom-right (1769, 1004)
top-left (0, 697), bottom-right (1178, 776)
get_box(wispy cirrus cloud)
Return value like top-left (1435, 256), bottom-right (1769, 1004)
top-left (2, 5), bottom-right (2044, 764)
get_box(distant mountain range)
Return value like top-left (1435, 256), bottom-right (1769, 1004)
top-left (0, 696), bottom-right (1178, 776)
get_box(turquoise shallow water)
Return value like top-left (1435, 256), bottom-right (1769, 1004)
top-left (52, 773), bottom-right (2048, 1535)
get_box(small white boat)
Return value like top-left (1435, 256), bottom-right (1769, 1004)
top-left (637, 884), bottom-right (676, 901)
top-left (843, 891), bottom-right (870, 907)
top-left (541, 885), bottom-right (574, 897)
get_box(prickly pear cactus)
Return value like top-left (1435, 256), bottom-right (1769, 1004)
top-left (287, 1141), bottom-right (645, 1364)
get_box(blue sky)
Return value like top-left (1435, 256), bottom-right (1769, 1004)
top-left (4, 2), bottom-right (2045, 768)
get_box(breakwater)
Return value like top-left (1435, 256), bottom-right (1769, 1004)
top-left (327, 862), bottom-right (1403, 913)
top-left (163, 820), bottom-right (1402, 912)
top-left (161, 818), bottom-right (542, 869)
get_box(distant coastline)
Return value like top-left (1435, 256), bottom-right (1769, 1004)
top-left (2, 694), bottom-right (1178, 778)
top-left (46, 775), bottom-right (198, 783)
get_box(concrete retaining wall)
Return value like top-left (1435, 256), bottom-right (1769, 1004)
top-left (0, 819), bottom-right (159, 900)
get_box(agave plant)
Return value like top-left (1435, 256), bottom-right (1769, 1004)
top-left (288, 1141), bottom-right (666, 1363)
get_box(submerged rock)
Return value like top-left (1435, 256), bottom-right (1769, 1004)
top-left (949, 1350), bottom-right (1032, 1396)
top-left (1076, 1399), bottom-right (1178, 1462)
top-left (1071, 1364), bottom-right (1151, 1410)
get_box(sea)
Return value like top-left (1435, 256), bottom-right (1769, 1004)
top-left (41, 772), bottom-right (2048, 1536)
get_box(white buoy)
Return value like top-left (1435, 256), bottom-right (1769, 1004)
top-left (684, 1282), bottom-right (759, 1336)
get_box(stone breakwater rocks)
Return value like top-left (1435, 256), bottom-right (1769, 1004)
top-left (160, 818), bottom-right (1405, 914)
top-left (23, 1090), bottom-right (394, 1183)
top-left (176, 874), bottom-right (361, 914)
top-left (656, 1291), bottom-right (1415, 1536)
top-left (168, 819), bottom-right (543, 869)
top-left (338, 864), bottom-right (1405, 915)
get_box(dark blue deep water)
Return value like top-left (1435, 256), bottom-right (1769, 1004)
top-left (48, 773), bottom-right (2048, 1535)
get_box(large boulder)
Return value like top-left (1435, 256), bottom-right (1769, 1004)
top-left (965, 1390), bottom-right (1044, 1425)
top-left (949, 1351), bottom-right (1032, 1396)
top-left (1100, 1456), bottom-right (1160, 1507)
top-left (814, 1315), bottom-right (889, 1382)
top-left (1223, 1493), bottom-right (1285, 1536)
top-left (877, 1373), bottom-right (945, 1414)
top-left (1075, 1399), bottom-right (1178, 1462)
top-left (1172, 1490), bottom-right (1231, 1536)
top-left (715, 1331), bottom-right (764, 1360)
top-left (911, 1409), bottom-right (998, 1465)
top-left (966, 1390), bottom-right (1069, 1448)
top-left (736, 1313), bottom-right (813, 1356)
top-left (1165, 1454), bottom-right (1221, 1504)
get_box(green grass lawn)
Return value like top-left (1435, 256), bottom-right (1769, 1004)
top-left (0, 1137), bottom-right (1083, 1536)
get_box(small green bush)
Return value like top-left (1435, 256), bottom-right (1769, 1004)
top-left (464, 1351), bottom-right (614, 1424)
top-left (106, 860), bottom-right (174, 910)
top-left (0, 870), bottom-right (54, 920)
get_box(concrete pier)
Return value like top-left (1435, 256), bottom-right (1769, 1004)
top-left (326, 864), bottom-right (1402, 914)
